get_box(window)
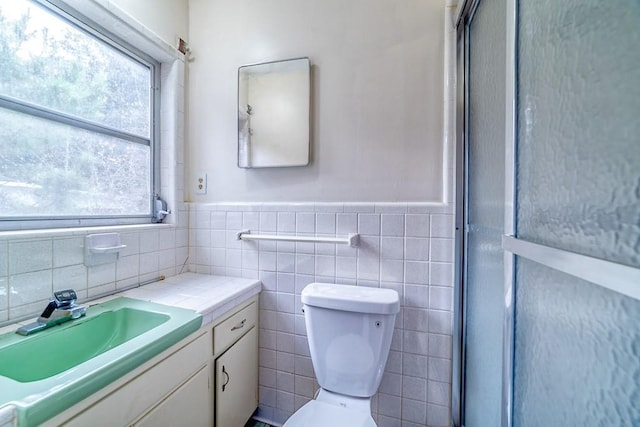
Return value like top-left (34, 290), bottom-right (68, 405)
top-left (0, 0), bottom-right (158, 229)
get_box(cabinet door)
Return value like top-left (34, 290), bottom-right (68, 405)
top-left (215, 327), bottom-right (258, 427)
top-left (135, 365), bottom-right (212, 427)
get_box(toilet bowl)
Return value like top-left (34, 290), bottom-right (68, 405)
top-left (282, 283), bottom-right (399, 426)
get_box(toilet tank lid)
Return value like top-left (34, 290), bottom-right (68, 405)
top-left (301, 283), bottom-right (400, 314)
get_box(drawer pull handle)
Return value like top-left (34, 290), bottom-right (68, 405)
top-left (231, 318), bottom-right (247, 331)
top-left (222, 365), bottom-right (230, 392)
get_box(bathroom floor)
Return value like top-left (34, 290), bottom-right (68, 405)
top-left (244, 419), bottom-right (274, 427)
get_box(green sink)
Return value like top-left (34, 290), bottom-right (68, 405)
top-left (0, 308), bottom-right (170, 382)
top-left (0, 297), bottom-right (202, 426)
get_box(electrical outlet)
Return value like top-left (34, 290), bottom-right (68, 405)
top-left (195, 173), bottom-right (207, 194)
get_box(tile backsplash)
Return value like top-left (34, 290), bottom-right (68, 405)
top-left (0, 217), bottom-right (189, 325)
top-left (188, 202), bottom-right (455, 427)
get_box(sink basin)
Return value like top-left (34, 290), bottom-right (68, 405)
top-left (0, 308), bottom-right (170, 382)
top-left (0, 297), bottom-right (202, 426)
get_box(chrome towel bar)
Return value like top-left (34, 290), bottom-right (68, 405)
top-left (236, 230), bottom-right (360, 248)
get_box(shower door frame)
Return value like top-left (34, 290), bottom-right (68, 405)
top-left (453, 0), bottom-right (517, 426)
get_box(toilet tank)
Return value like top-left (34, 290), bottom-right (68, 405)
top-left (301, 283), bottom-right (400, 398)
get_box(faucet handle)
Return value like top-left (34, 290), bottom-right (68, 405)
top-left (39, 299), bottom-right (59, 319)
top-left (54, 289), bottom-right (78, 308)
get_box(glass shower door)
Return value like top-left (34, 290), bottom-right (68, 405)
top-left (511, 0), bottom-right (640, 424)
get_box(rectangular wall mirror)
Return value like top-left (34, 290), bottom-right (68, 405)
top-left (238, 57), bottom-right (310, 168)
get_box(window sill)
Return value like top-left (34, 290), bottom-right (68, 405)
top-left (0, 223), bottom-right (173, 241)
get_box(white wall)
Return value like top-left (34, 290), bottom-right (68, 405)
top-left (110, 0), bottom-right (188, 48)
top-left (187, 0), bottom-right (445, 202)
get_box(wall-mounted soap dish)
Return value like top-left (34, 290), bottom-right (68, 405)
top-left (84, 233), bottom-right (127, 267)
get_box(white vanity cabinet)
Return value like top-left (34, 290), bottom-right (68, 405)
top-left (213, 301), bottom-right (259, 427)
top-left (43, 295), bottom-right (260, 427)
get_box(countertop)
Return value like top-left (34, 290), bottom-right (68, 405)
top-left (110, 273), bottom-right (262, 326)
top-left (3, 273), bottom-right (262, 336)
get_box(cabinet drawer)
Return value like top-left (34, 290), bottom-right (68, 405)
top-left (214, 302), bottom-right (257, 353)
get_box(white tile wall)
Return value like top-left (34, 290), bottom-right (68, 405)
top-left (0, 203), bottom-right (452, 426)
top-left (0, 243), bottom-right (7, 279)
top-left (188, 202), bottom-right (454, 427)
top-left (9, 240), bottom-right (52, 275)
top-left (0, 223), bottom-right (189, 324)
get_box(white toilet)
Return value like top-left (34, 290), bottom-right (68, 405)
top-left (283, 282), bottom-right (400, 427)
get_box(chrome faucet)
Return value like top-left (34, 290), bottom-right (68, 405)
top-left (16, 289), bottom-right (86, 336)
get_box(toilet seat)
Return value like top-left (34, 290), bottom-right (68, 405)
top-left (282, 399), bottom-right (376, 427)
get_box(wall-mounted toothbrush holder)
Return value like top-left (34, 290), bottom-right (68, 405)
top-left (84, 233), bottom-right (127, 266)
